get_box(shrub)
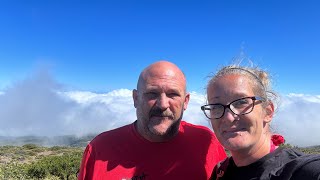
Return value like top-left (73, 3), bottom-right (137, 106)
top-left (27, 163), bottom-right (47, 179)
top-left (26, 151), bottom-right (82, 179)
top-left (1, 145), bottom-right (83, 179)
top-left (0, 163), bottom-right (29, 179)
top-left (22, 144), bottom-right (39, 150)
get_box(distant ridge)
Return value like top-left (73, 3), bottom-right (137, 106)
top-left (0, 134), bottom-right (97, 147)
top-left (1, 135), bottom-right (320, 154)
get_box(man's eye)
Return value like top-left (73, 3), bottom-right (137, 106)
top-left (146, 92), bottom-right (157, 97)
top-left (167, 93), bottom-right (179, 98)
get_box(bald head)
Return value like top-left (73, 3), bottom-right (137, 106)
top-left (137, 61), bottom-right (187, 92)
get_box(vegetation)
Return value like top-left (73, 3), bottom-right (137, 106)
top-left (0, 137), bottom-right (319, 179)
top-left (281, 143), bottom-right (320, 154)
top-left (0, 144), bottom-right (83, 180)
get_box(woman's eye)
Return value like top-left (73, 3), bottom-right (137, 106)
top-left (233, 99), bottom-right (249, 107)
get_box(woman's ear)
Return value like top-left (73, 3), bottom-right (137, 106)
top-left (264, 101), bottom-right (274, 123)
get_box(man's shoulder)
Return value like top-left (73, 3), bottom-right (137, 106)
top-left (181, 120), bottom-right (213, 133)
top-left (180, 120), bottom-right (216, 139)
top-left (90, 123), bottom-right (134, 145)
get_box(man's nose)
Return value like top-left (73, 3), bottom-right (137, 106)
top-left (156, 94), bottom-right (170, 110)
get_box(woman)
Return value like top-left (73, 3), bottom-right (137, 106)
top-left (201, 65), bottom-right (320, 180)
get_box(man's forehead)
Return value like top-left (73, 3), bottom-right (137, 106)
top-left (137, 62), bottom-right (186, 90)
top-left (144, 68), bottom-right (177, 79)
top-left (139, 77), bottom-right (184, 93)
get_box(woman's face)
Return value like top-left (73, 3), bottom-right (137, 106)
top-left (207, 74), bottom-right (273, 152)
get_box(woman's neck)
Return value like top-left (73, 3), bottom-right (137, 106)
top-left (231, 136), bottom-right (271, 167)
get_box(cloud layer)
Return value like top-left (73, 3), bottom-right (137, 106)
top-left (0, 73), bottom-right (319, 147)
top-left (272, 94), bottom-right (320, 147)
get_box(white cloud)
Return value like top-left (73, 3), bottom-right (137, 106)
top-left (272, 94), bottom-right (320, 147)
top-left (183, 92), bottom-right (212, 128)
top-left (0, 72), bottom-right (319, 147)
top-left (0, 84), bottom-right (136, 137)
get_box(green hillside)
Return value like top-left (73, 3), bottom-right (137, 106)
top-left (0, 144), bottom-right (83, 179)
top-left (1, 136), bottom-right (319, 180)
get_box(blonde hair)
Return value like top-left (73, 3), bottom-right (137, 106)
top-left (208, 65), bottom-right (278, 109)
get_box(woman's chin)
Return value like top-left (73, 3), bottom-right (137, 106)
top-left (222, 137), bottom-right (250, 151)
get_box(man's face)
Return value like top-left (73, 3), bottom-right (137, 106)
top-left (133, 67), bottom-right (189, 142)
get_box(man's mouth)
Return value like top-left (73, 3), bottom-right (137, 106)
top-left (151, 115), bottom-right (171, 119)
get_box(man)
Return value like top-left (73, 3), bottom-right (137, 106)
top-left (78, 61), bottom-right (226, 180)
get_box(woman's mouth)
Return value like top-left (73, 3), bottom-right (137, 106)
top-left (222, 128), bottom-right (246, 136)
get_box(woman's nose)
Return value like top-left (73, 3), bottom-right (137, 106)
top-left (221, 108), bottom-right (238, 123)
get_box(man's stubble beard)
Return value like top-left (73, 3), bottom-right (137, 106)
top-left (147, 110), bottom-right (184, 138)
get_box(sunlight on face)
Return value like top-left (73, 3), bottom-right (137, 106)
top-left (133, 62), bottom-right (189, 142)
top-left (207, 74), bottom-right (269, 152)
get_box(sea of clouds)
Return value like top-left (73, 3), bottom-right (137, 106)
top-left (0, 72), bottom-right (319, 147)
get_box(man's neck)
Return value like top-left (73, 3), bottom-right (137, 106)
top-left (134, 120), bottom-right (180, 142)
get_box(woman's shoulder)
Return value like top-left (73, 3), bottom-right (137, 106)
top-left (290, 156), bottom-right (320, 180)
top-left (278, 148), bottom-right (320, 180)
top-left (209, 157), bottom-right (232, 180)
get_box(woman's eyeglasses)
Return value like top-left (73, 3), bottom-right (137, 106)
top-left (201, 96), bottom-right (266, 119)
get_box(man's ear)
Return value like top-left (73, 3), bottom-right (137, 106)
top-left (264, 101), bottom-right (274, 123)
top-left (183, 93), bottom-right (190, 110)
top-left (133, 89), bottom-right (138, 108)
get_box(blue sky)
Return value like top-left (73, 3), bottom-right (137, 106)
top-left (1, 0), bottom-right (320, 94)
top-left (1, 1), bottom-right (320, 146)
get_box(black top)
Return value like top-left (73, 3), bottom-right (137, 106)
top-left (210, 147), bottom-right (320, 180)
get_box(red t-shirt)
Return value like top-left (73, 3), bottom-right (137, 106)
top-left (78, 121), bottom-right (226, 180)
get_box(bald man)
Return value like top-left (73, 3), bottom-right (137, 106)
top-left (78, 61), bottom-right (226, 180)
